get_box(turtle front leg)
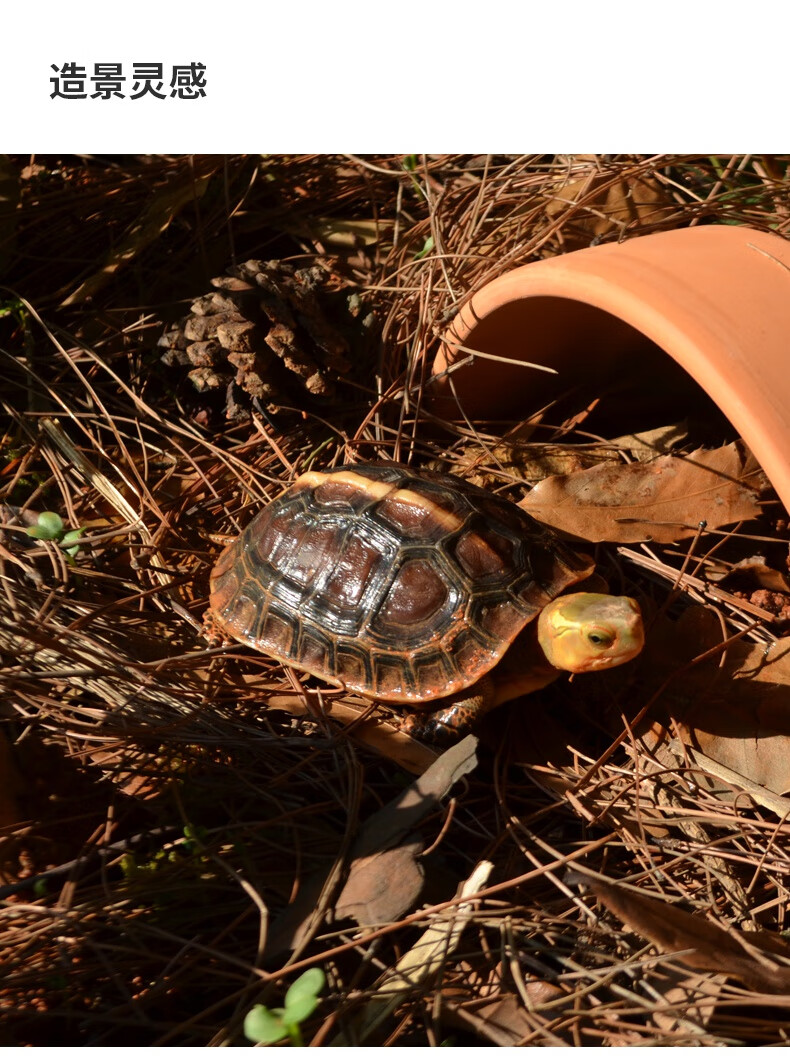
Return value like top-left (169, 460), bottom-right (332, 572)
top-left (400, 675), bottom-right (495, 743)
top-left (201, 609), bottom-right (234, 649)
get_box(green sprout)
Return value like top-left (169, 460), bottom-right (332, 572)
top-left (25, 511), bottom-right (86, 558)
top-left (401, 154), bottom-right (427, 201)
top-left (0, 297), bottom-right (26, 324)
top-left (244, 967), bottom-right (326, 1046)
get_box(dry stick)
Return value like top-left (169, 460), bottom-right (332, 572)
top-left (571, 621), bottom-right (764, 795)
top-left (619, 544), bottom-right (777, 642)
top-left (668, 520), bottom-right (707, 597)
top-left (334, 860), bottom-right (495, 1046)
top-left (0, 827), bottom-right (181, 900)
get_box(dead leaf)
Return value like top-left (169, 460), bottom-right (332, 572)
top-left (447, 981), bottom-right (572, 1045)
top-left (678, 637), bottom-right (790, 795)
top-left (310, 217), bottom-right (393, 249)
top-left (633, 610), bottom-right (790, 802)
top-left (609, 421), bottom-right (688, 461)
top-left (464, 994), bottom-right (537, 1046)
top-left (544, 160), bottom-right (678, 249)
top-left (520, 442), bottom-right (764, 543)
top-left (275, 216), bottom-right (394, 250)
top-left (351, 733), bottom-right (478, 857)
top-left (335, 839), bottom-right (424, 925)
top-left (263, 736), bottom-right (479, 956)
top-left (721, 557), bottom-right (790, 594)
top-left (460, 443), bottom-right (591, 491)
top-left (455, 425), bottom-right (689, 493)
top-left (572, 871), bottom-right (790, 994)
top-left (334, 860), bottom-right (493, 1046)
top-left (651, 970), bottom-right (727, 1035)
top-left (336, 734), bottom-right (478, 926)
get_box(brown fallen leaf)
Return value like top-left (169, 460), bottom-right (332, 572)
top-left (351, 733), bottom-right (478, 858)
top-left (334, 838), bottom-right (424, 925)
top-left (720, 557), bottom-right (790, 594)
top-left (544, 160), bottom-right (678, 250)
top-left (637, 608), bottom-right (790, 798)
top-left (452, 981), bottom-right (573, 1045)
top-left (336, 734), bottom-right (479, 928)
top-left (572, 871), bottom-right (790, 994)
top-left (676, 637), bottom-right (790, 796)
top-left (334, 860), bottom-right (493, 1046)
top-left (275, 215), bottom-right (394, 250)
top-left (263, 736), bottom-right (479, 956)
top-left (650, 970), bottom-right (728, 1036)
top-left (459, 442), bottom-right (591, 491)
top-left (520, 442), bottom-right (765, 543)
top-left (457, 994), bottom-right (537, 1047)
top-left (609, 421), bottom-right (689, 461)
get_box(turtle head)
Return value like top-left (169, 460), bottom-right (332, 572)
top-left (537, 592), bottom-right (644, 673)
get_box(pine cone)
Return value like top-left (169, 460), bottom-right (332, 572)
top-left (159, 259), bottom-right (354, 420)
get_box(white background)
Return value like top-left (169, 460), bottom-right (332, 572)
top-left (2, 0), bottom-right (788, 151)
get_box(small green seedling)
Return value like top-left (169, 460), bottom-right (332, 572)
top-left (414, 234), bottom-right (435, 260)
top-left (26, 512), bottom-right (86, 557)
top-left (401, 154), bottom-right (427, 201)
top-left (0, 297), bottom-right (26, 323)
top-left (244, 967), bottom-right (325, 1046)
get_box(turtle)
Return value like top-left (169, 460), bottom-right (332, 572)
top-left (207, 463), bottom-right (644, 741)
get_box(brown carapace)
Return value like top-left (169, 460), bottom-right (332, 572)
top-left (208, 464), bottom-right (644, 741)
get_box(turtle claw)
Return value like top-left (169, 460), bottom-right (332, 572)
top-left (400, 711), bottom-right (466, 745)
top-left (202, 610), bottom-right (231, 649)
top-left (400, 676), bottom-right (494, 744)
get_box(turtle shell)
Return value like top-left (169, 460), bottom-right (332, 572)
top-left (208, 463), bottom-right (594, 704)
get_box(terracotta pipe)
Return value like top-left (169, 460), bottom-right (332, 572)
top-left (433, 226), bottom-right (790, 511)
